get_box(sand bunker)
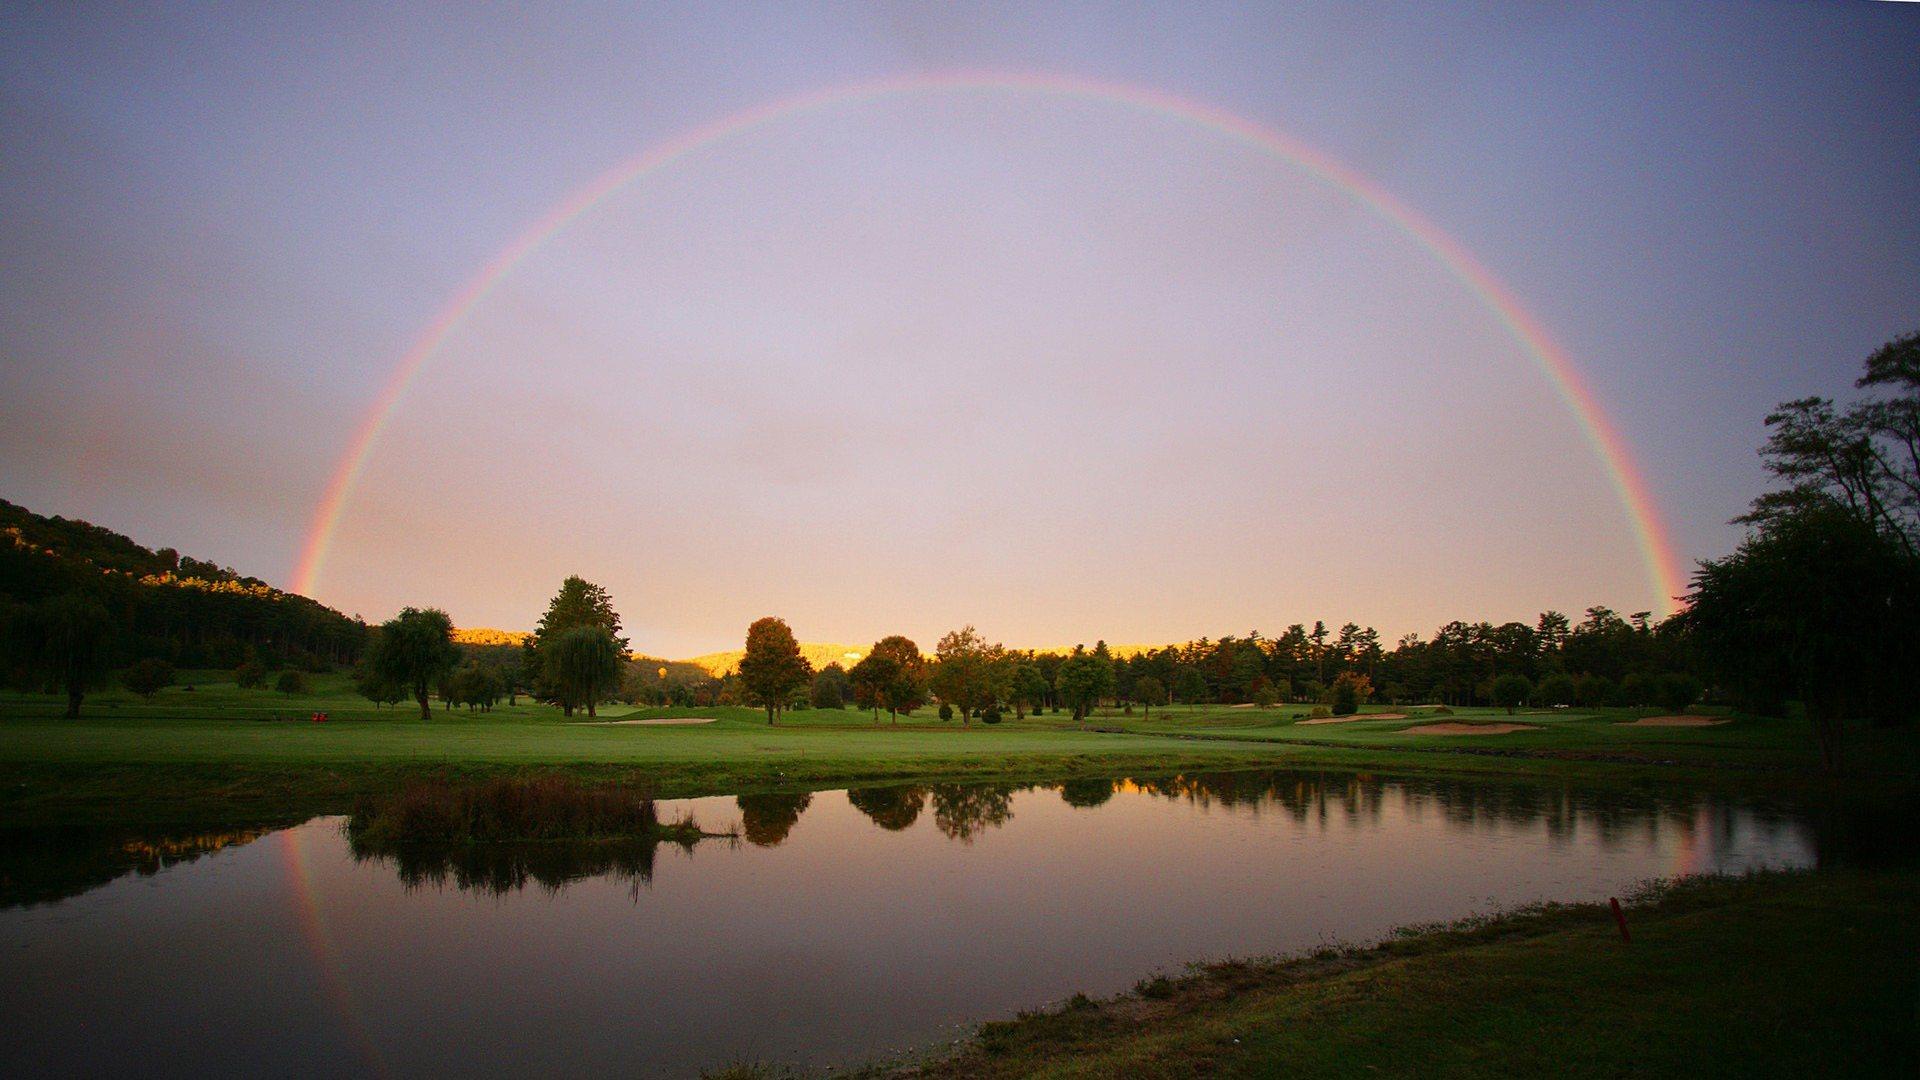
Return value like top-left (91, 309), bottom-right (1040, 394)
top-left (1299, 712), bottom-right (1408, 725)
top-left (1620, 715), bottom-right (1729, 727)
top-left (1404, 722), bottom-right (1539, 736)
top-left (578, 716), bottom-right (717, 726)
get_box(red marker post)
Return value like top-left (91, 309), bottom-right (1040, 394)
top-left (1609, 897), bottom-right (1631, 943)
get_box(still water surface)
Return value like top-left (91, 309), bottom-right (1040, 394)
top-left (1, 771), bottom-right (1819, 1077)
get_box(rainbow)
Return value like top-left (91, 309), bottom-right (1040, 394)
top-left (291, 69), bottom-right (1685, 613)
top-left (279, 827), bottom-right (389, 1074)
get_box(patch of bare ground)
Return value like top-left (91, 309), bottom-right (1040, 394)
top-left (1299, 712), bottom-right (1407, 726)
top-left (1403, 722), bottom-right (1539, 735)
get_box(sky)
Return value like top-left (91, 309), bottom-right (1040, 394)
top-left (2, 2), bottom-right (1916, 657)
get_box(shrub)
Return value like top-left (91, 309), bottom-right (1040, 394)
top-left (1619, 671), bottom-right (1656, 707)
top-left (938, 702), bottom-right (954, 721)
top-left (348, 775), bottom-right (664, 845)
top-left (1330, 672), bottom-right (1372, 716)
top-left (1308, 705), bottom-right (1332, 719)
top-left (1135, 974), bottom-right (1176, 1000)
top-left (1491, 673), bottom-right (1532, 715)
top-left (1658, 672), bottom-right (1703, 713)
top-left (275, 669), bottom-right (309, 696)
top-left (234, 660), bottom-right (266, 689)
top-left (1574, 674), bottom-right (1613, 708)
top-left (121, 658), bottom-right (175, 701)
top-left (1252, 679), bottom-right (1280, 708)
top-left (980, 705), bottom-right (1002, 724)
top-left (1536, 672), bottom-right (1578, 707)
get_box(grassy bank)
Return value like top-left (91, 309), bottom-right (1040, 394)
top-left (2, 673), bottom-right (1912, 827)
top-left (868, 869), bottom-right (1916, 1078)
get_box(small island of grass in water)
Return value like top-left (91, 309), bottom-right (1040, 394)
top-left (346, 775), bottom-right (729, 894)
top-left (347, 775), bottom-right (719, 847)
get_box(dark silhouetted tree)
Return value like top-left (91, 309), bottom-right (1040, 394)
top-left (810, 662), bottom-right (850, 709)
top-left (1491, 673), bottom-right (1532, 715)
top-left (30, 593), bottom-right (113, 718)
top-left (367, 607), bottom-right (461, 720)
top-left (122, 657), bottom-right (174, 701)
top-left (736, 791), bottom-right (812, 846)
top-left (544, 626), bottom-right (623, 718)
top-left (846, 786), bottom-right (926, 830)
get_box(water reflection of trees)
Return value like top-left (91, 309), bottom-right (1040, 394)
top-left (1108, 768), bottom-right (1880, 869)
top-left (930, 784), bottom-right (1014, 842)
top-left (1058, 778), bottom-right (1116, 808)
top-left (846, 786), bottom-right (927, 830)
top-left (1, 823), bottom-right (289, 909)
top-left (349, 834), bottom-right (697, 896)
top-left (736, 792), bottom-right (813, 846)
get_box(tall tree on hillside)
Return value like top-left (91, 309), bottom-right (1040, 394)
top-left (27, 593), bottom-right (114, 718)
top-left (366, 607), bottom-right (461, 720)
top-left (544, 625), bottom-right (623, 718)
top-left (739, 617), bottom-right (811, 725)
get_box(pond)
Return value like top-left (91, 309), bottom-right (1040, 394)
top-left (0, 770), bottom-right (1828, 1077)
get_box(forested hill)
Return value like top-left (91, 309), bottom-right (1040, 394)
top-left (0, 497), bottom-right (365, 668)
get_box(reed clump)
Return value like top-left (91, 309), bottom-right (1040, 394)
top-left (349, 775), bottom-right (692, 845)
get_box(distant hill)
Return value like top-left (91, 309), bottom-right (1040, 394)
top-left (452, 627), bottom-right (726, 681)
top-left (0, 496), bottom-right (365, 667)
top-left (680, 642), bottom-right (870, 677)
top-left (451, 627), bottom-right (530, 648)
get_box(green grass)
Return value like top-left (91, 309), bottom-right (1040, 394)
top-left (892, 869), bottom-right (1918, 1079)
top-left (2, 674), bottom-right (1911, 827)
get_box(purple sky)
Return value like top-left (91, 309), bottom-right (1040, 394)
top-left (3, 3), bottom-right (1916, 656)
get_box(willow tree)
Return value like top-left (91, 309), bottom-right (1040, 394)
top-left (544, 625), bottom-right (623, 718)
top-left (366, 606), bottom-right (460, 720)
top-left (528, 576), bottom-right (628, 705)
top-left (29, 593), bottom-right (114, 719)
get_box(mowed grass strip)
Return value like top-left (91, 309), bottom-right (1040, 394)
top-left (3, 672), bottom-right (1912, 826)
top-left (901, 870), bottom-right (1918, 1079)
